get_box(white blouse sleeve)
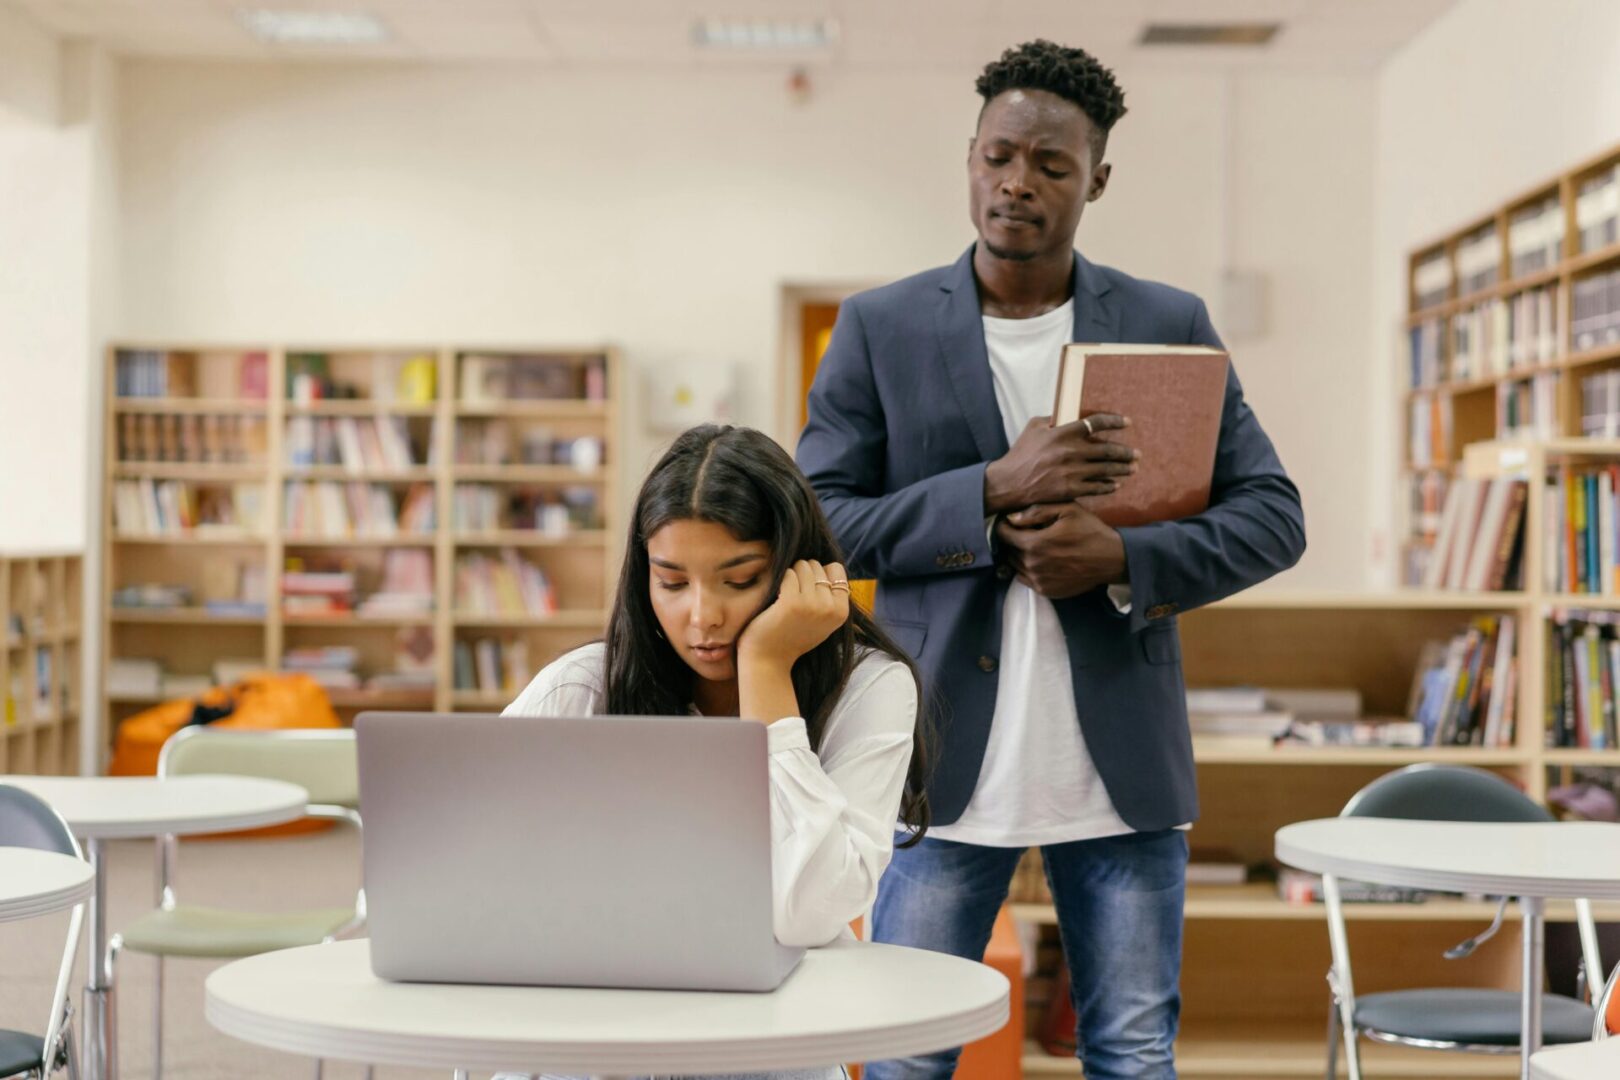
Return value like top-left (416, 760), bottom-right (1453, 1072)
top-left (501, 645), bottom-right (605, 719)
top-left (766, 656), bottom-right (919, 948)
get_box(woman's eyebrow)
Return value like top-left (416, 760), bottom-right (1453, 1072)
top-left (649, 553), bottom-right (767, 571)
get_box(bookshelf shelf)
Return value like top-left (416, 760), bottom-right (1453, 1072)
top-left (113, 399), bottom-right (268, 415)
top-left (1541, 748), bottom-right (1620, 765)
top-left (451, 611), bottom-right (609, 629)
top-left (456, 401), bottom-right (608, 419)
top-left (454, 530), bottom-right (608, 548)
top-left (452, 465), bottom-right (607, 484)
top-left (285, 467), bottom-right (436, 483)
top-left (450, 691), bottom-right (513, 709)
top-left (101, 345), bottom-right (621, 766)
top-left (1011, 889), bottom-right (1620, 926)
top-left (1564, 238), bottom-right (1620, 275)
top-left (1, 550), bottom-right (83, 775)
top-left (1191, 746), bottom-right (1530, 766)
top-left (284, 401), bottom-right (436, 417)
top-left (282, 535), bottom-right (437, 548)
top-left (110, 608), bottom-right (266, 627)
top-left (112, 464), bottom-right (266, 481)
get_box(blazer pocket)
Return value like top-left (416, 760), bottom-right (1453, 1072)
top-left (881, 618), bottom-right (929, 660)
top-left (1140, 626), bottom-right (1181, 666)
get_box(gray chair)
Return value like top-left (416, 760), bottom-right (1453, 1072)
top-left (1324, 764), bottom-right (1603, 1079)
top-left (105, 728), bottom-right (367, 1080)
top-left (0, 784), bottom-right (87, 1080)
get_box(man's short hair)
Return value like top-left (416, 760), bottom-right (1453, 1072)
top-left (975, 39), bottom-right (1127, 164)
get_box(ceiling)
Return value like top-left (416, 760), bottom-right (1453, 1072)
top-left (11, 0), bottom-right (1460, 70)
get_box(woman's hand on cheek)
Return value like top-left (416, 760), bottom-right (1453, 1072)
top-left (737, 560), bottom-right (851, 668)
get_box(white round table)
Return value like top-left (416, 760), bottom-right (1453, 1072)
top-left (206, 937), bottom-right (1010, 1076)
top-left (1530, 1039), bottom-right (1620, 1080)
top-left (0, 774), bottom-right (309, 1080)
top-left (1276, 818), bottom-right (1620, 1080)
top-left (0, 847), bottom-right (94, 922)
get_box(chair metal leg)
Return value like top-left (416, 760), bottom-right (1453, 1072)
top-left (311, 1059), bottom-right (323, 1080)
top-left (452, 1070), bottom-right (469, 1080)
top-left (1325, 995), bottom-right (1340, 1079)
top-left (64, 1024), bottom-right (81, 1080)
top-left (362, 1068), bottom-right (374, 1080)
top-left (152, 955), bottom-right (164, 1080)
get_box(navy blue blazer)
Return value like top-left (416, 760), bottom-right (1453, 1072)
top-left (796, 246), bottom-right (1306, 831)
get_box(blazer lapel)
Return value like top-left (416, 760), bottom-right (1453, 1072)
top-left (935, 245), bottom-right (1010, 462)
top-left (1073, 252), bottom-right (1121, 343)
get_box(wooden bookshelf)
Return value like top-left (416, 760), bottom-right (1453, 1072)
top-left (1, 550), bottom-right (83, 775)
top-left (99, 345), bottom-right (621, 768)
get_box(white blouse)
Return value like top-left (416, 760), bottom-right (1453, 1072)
top-left (502, 642), bottom-right (920, 948)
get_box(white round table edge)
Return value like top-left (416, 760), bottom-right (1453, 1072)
top-left (1, 775), bottom-right (310, 839)
top-left (204, 944), bottom-right (1011, 1074)
top-left (0, 850), bottom-right (94, 923)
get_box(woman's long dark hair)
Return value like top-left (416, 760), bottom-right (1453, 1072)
top-left (604, 424), bottom-right (931, 845)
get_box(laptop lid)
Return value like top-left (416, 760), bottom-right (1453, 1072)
top-left (355, 711), bottom-right (801, 991)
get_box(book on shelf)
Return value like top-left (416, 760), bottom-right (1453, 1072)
top-left (1581, 370), bottom-right (1620, 438)
top-left (112, 479), bottom-right (266, 537)
top-left (1050, 343), bottom-right (1228, 527)
top-left (286, 352), bottom-right (438, 405)
top-left (452, 484), bottom-right (599, 535)
top-left (1496, 371), bottom-right (1559, 440)
top-left (1185, 849), bottom-right (1249, 886)
top-left (453, 636), bottom-right (531, 695)
top-left (1408, 318), bottom-right (1443, 388)
top-left (1544, 464), bottom-right (1620, 594)
top-left (1407, 615), bottom-right (1519, 748)
top-left (282, 481), bottom-right (435, 538)
top-left (108, 658), bottom-right (162, 698)
top-left (1448, 288), bottom-right (1559, 382)
top-left (1412, 250), bottom-right (1452, 311)
top-left (355, 550), bottom-right (435, 617)
top-left (115, 350), bottom-right (268, 400)
top-left (459, 353), bottom-right (609, 404)
top-left (1508, 196), bottom-right (1564, 278)
top-left (118, 413), bottom-right (268, 465)
top-left (454, 549), bottom-right (560, 616)
top-left (1455, 223), bottom-right (1499, 296)
top-left (1575, 163), bottom-right (1620, 254)
top-left (1547, 609), bottom-right (1620, 750)
top-left (1421, 475), bottom-right (1527, 591)
top-left (281, 645), bottom-right (361, 690)
top-left (111, 583), bottom-right (193, 610)
top-left (1572, 269), bottom-right (1620, 352)
top-left (1407, 392), bottom-right (1451, 468)
top-left (286, 415), bottom-right (426, 471)
top-left (1277, 718), bottom-right (1426, 748)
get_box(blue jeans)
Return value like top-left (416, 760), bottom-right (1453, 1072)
top-left (865, 830), bottom-right (1187, 1080)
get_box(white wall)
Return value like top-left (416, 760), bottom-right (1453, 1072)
top-left (115, 58), bottom-right (1376, 589)
top-left (1372, 0), bottom-right (1620, 584)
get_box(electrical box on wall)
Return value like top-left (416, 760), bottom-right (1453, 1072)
top-left (644, 361), bottom-right (736, 434)
top-left (1218, 268), bottom-right (1269, 342)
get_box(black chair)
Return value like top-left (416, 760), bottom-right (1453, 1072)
top-left (1323, 764), bottom-right (1602, 1079)
top-left (0, 784), bottom-right (87, 1080)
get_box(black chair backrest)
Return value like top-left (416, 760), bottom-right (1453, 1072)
top-left (1343, 764), bottom-right (1552, 823)
top-left (0, 783), bottom-right (77, 855)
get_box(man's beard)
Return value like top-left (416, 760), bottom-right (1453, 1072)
top-left (983, 240), bottom-right (1038, 262)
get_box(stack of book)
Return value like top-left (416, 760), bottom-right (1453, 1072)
top-left (1576, 164), bottom-right (1620, 254)
top-left (282, 481), bottom-right (434, 538)
top-left (282, 566), bottom-right (355, 618)
top-left (1408, 615), bottom-right (1519, 747)
top-left (1508, 195), bottom-right (1564, 277)
top-left (1407, 319), bottom-right (1444, 389)
top-left (106, 658), bottom-right (233, 701)
top-left (1455, 224), bottom-right (1500, 295)
top-left (112, 480), bottom-right (266, 537)
top-left (1543, 465), bottom-right (1620, 594)
top-left (1581, 370), bottom-right (1620, 438)
top-left (453, 637), bottom-right (532, 696)
top-left (282, 646), bottom-right (361, 690)
top-left (118, 413), bottom-right (268, 465)
top-left (459, 354), bottom-right (608, 403)
top-left (1572, 269), bottom-right (1620, 351)
top-left (115, 350), bottom-right (269, 399)
top-left (356, 550), bottom-right (434, 617)
top-left (1278, 868), bottom-right (1428, 905)
top-left (365, 626), bottom-right (437, 693)
top-left (286, 352), bottom-right (436, 404)
top-left (454, 549), bottom-right (559, 616)
top-left (1547, 609), bottom-right (1620, 749)
top-left (286, 416), bottom-right (429, 470)
top-left (1421, 476), bottom-right (1528, 591)
top-left (1412, 251), bottom-right (1453, 311)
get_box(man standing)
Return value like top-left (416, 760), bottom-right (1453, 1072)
top-left (796, 40), bottom-right (1306, 1079)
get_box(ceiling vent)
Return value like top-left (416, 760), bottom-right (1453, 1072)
top-left (1139, 23), bottom-right (1281, 46)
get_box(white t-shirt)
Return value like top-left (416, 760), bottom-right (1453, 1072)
top-left (925, 299), bottom-right (1136, 847)
top-left (503, 642), bottom-right (918, 947)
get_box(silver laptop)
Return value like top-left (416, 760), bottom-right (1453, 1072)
top-left (354, 711), bottom-right (803, 992)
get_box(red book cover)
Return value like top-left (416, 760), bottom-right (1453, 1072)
top-left (1052, 344), bottom-right (1229, 527)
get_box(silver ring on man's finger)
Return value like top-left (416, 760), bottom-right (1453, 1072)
top-left (1082, 417), bottom-right (1094, 437)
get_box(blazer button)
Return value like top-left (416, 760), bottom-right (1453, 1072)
top-left (996, 564), bottom-right (1012, 581)
top-left (978, 655), bottom-right (997, 672)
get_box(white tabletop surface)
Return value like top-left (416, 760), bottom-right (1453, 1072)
top-left (0, 847), bottom-right (94, 922)
top-left (1530, 1039), bottom-right (1620, 1079)
top-left (1275, 818), bottom-right (1620, 899)
top-left (206, 938), bottom-right (1010, 1074)
top-left (0, 775), bottom-right (308, 839)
